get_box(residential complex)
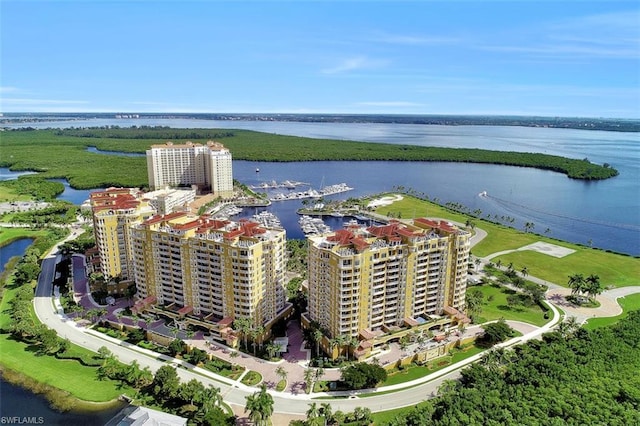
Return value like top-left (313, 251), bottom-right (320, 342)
top-left (90, 188), bottom-right (155, 280)
top-left (304, 218), bottom-right (470, 352)
top-left (129, 212), bottom-right (288, 329)
top-left (146, 141), bottom-right (234, 198)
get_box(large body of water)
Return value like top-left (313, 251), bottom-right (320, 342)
top-left (6, 117), bottom-right (637, 255)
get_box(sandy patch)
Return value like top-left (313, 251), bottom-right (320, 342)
top-left (367, 194), bottom-right (404, 208)
top-left (519, 241), bottom-right (575, 258)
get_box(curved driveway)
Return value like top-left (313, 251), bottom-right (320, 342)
top-left (36, 220), bottom-right (634, 417)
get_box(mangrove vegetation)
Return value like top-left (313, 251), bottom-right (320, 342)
top-left (0, 128), bottom-right (618, 190)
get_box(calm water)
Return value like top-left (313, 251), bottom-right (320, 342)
top-left (0, 239), bottom-right (122, 424)
top-left (3, 119), bottom-right (639, 254)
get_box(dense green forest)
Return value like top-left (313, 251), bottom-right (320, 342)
top-left (384, 311), bottom-right (640, 426)
top-left (0, 128), bottom-right (618, 190)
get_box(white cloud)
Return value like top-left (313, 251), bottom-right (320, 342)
top-left (321, 56), bottom-right (387, 74)
top-left (1, 98), bottom-right (89, 105)
top-left (356, 101), bottom-right (423, 108)
top-left (369, 33), bottom-right (461, 46)
top-left (477, 10), bottom-right (640, 60)
top-left (0, 86), bottom-right (20, 93)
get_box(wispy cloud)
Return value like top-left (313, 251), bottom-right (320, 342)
top-left (477, 10), bottom-right (640, 60)
top-left (0, 86), bottom-right (20, 94)
top-left (321, 56), bottom-right (387, 74)
top-left (356, 101), bottom-right (423, 108)
top-left (1, 98), bottom-right (89, 105)
top-left (369, 32), bottom-right (461, 46)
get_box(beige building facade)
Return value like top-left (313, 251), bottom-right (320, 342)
top-left (130, 212), bottom-right (288, 327)
top-left (305, 219), bottom-right (471, 341)
top-left (146, 141), bottom-right (233, 198)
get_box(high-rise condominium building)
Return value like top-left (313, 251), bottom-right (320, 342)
top-left (130, 212), bottom-right (287, 326)
top-left (90, 188), bottom-right (155, 280)
top-left (146, 141), bottom-right (234, 198)
top-left (306, 219), bottom-right (470, 339)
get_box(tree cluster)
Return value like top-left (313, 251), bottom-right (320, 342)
top-left (0, 176), bottom-right (65, 201)
top-left (7, 202), bottom-right (78, 225)
top-left (98, 352), bottom-right (234, 425)
top-left (385, 311), bottom-right (640, 425)
top-left (340, 362), bottom-right (388, 390)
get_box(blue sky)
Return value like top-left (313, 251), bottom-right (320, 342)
top-left (1, 1), bottom-right (639, 118)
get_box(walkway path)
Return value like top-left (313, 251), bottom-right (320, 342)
top-left (29, 218), bottom-right (640, 419)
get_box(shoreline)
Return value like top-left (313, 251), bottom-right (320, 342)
top-left (0, 366), bottom-right (125, 414)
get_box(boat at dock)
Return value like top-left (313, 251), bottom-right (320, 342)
top-left (299, 215), bottom-right (331, 236)
top-left (269, 182), bottom-right (353, 202)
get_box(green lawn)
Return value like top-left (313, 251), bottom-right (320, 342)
top-left (0, 186), bottom-right (32, 203)
top-left (491, 248), bottom-right (640, 288)
top-left (0, 335), bottom-right (129, 402)
top-left (382, 345), bottom-right (484, 387)
top-left (379, 194), bottom-right (640, 288)
top-left (472, 284), bottom-right (549, 326)
top-left (0, 268), bottom-right (132, 403)
top-left (0, 227), bottom-right (46, 245)
top-left (583, 293), bottom-right (640, 330)
top-left (371, 401), bottom-right (431, 425)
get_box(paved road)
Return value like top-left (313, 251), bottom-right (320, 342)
top-left (33, 249), bottom-right (560, 417)
top-left (32, 219), bottom-right (611, 417)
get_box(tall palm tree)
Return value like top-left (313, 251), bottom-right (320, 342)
top-left (567, 273), bottom-right (586, 296)
top-left (320, 402), bottom-right (333, 426)
top-left (585, 274), bottom-right (603, 301)
top-left (275, 365), bottom-right (287, 386)
top-left (329, 337), bottom-right (341, 360)
top-left (347, 337), bottom-right (359, 361)
top-left (304, 368), bottom-right (315, 392)
top-left (306, 402), bottom-right (320, 421)
top-left (234, 317), bottom-right (252, 351)
top-left (313, 329), bottom-right (324, 358)
top-left (245, 384), bottom-right (273, 426)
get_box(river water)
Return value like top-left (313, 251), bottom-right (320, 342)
top-left (3, 119), bottom-right (639, 255)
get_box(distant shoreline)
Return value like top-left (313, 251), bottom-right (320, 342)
top-left (2, 113), bottom-right (639, 132)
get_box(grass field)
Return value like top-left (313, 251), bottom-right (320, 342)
top-left (583, 293), bottom-right (640, 330)
top-left (371, 401), bottom-right (431, 425)
top-left (0, 227), bottom-right (46, 245)
top-left (382, 345), bottom-right (484, 387)
top-left (491, 248), bottom-right (640, 288)
top-left (0, 186), bottom-right (32, 203)
top-left (471, 284), bottom-right (549, 326)
top-left (377, 194), bottom-right (640, 288)
top-left (0, 262), bottom-right (132, 403)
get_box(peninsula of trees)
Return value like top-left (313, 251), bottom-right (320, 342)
top-left (0, 128), bottom-right (618, 190)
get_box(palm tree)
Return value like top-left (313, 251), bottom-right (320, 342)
top-left (346, 337), bottom-right (359, 361)
top-left (567, 273), bottom-right (586, 296)
top-left (303, 368), bottom-right (315, 392)
top-left (254, 324), bottom-right (265, 352)
top-left (265, 342), bottom-right (280, 360)
top-left (585, 274), bottom-right (603, 301)
top-left (313, 329), bottom-right (324, 358)
top-left (234, 317), bottom-right (252, 351)
top-left (329, 337), bottom-right (341, 360)
top-left (320, 402), bottom-right (333, 426)
top-left (306, 402), bottom-right (320, 422)
top-left (557, 316), bottom-right (580, 337)
top-left (496, 259), bottom-right (502, 269)
top-left (245, 384), bottom-right (274, 426)
top-left (275, 365), bottom-right (287, 386)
